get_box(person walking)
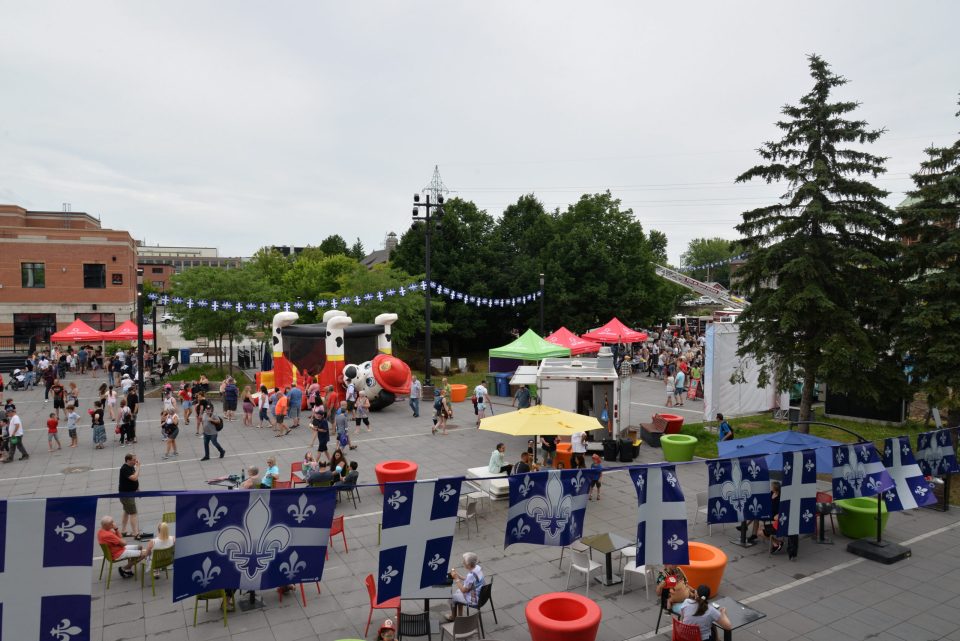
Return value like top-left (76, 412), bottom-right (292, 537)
top-left (3, 406), bottom-right (28, 461)
top-left (512, 384), bottom-right (532, 410)
top-left (474, 381), bottom-right (491, 427)
top-left (257, 385), bottom-right (271, 428)
top-left (274, 388), bottom-right (290, 437)
top-left (199, 405), bottom-right (226, 460)
top-left (408, 375), bottom-right (421, 418)
top-left (335, 401), bottom-right (356, 450)
top-left (354, 391), bottom-right (371, 433)
top-left (665, 369), bottom-right (675, 408)
top-left (91, 400), bottom-right (106, 449)
top-left (223, 377), bottom-right (239, 422)
top-left (241, 385), bottom-right (254, 426)
top-left (161, 410), bottom-right (179, 459)
top-left (287, 383), bottom-right (302, 429)
top-left (118, 452), bottom-right (142, 538)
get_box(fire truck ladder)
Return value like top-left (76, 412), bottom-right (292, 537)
top-left (654, 264), bottom-right (748, 310)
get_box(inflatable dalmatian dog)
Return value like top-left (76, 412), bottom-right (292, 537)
top-left (342, 313), bottom-right (411, 410)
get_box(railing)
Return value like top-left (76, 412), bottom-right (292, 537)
top-left (0, 336), bottom-right (32, 353)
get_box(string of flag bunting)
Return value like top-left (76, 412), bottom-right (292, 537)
top-left (677, 252), bottom-right (748, 274)
top-left (147, 281), bottom-right (543, 313)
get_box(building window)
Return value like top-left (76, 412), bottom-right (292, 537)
top-left (75, 313), bottom-right (116, 331)
top-left (13, 313), bottom-right (56, 344)
top-left (151, 267), bottom-right (164, 274)
top-left (21, 262), bottom-right (45, 288)
top-left (152, 280), bottom-right (165, 288)
top-left (111, 273), bottom-right (124, 285)
top-left (83, 264), bottom-right (106, 288)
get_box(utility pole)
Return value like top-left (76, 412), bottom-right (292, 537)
top-left (136, 268), bottom-right (145, 403)
top-left (539, 272), bottom-right (545, 335)
top-left (412, 166), bottom-right (449, 387)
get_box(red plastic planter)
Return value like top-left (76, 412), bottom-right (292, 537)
top-left (657, 413), bottom-right (685, 434)
top-left (525, 592), bottom-right (601, 641)
top-left (374, 460), bottom-right (419, 494)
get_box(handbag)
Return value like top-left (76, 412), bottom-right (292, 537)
top-left (338, 431), bottom-right (348, 447)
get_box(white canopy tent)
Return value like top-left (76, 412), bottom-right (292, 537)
top-left (703, 323), bottom-right (777, 419)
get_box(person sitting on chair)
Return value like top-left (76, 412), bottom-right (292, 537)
top-left (336, 460), bottom-right (359, 486)
top-left (446, 552), bottom-right (485, 622)
top-left (240, 466), bottom-right (261, 490)
top-left (306, 460), bottom-right (337, 486)
top-left (97, 515), bottom-right (147, 578)
top-left (487, 443), bottom-right (512, 475)
top-left (656, 565), bottom-right (693, 613)
top-left (681, 584), bottom-right (732, 640)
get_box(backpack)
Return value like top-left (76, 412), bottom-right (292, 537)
top-left (433, 396), bottom-right (443, 412)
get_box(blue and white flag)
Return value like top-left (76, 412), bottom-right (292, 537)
top-left (378, 478), bottom-right (463, 602)
top-left (630, 465), bottom-right (689, 566)
top-left (779, 449), bottom-right (818, 536)
top-left (881, 436), bottom-right (937, 511)
top-left (0, 497), bottom-right (97, 641)
top-left (832, 443), bottom-right (894, 499)
top-left (706, 457), bottom-right (771, 523)
top-left (173, 489), bottom-right (335, 601)
top-left (915, 429), bottom-right (959, 477)
top-left (504, 469), bottom-right (597, 549)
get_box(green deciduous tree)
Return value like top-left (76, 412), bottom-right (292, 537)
top-left (680, 237), bottom-right (737, 288)
top-left (898, 101), bottom-right (960, 414)
top-left (318, 235), bottom-right (350, 257)
top-left (734, 55), bottom-right (902, 429)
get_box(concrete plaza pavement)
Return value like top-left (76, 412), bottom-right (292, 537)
top-left (2, 372), bottom-right (960, 641)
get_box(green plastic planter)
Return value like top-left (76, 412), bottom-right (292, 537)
top-left (661, 434), bottom-right (698, 462)
top-left (836, 497), bottom-right (888, 539)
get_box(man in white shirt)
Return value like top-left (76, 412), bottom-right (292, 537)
top-left (571, 430), bottom-right (587, 455)
top-left (474, 382), bottom-right (490, 427)
top-left (2, 407), bottom-right (28, 461)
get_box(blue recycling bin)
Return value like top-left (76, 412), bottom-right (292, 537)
top-left (180, 348), bottom-right (191, 365)
top-left (493, 373), bottom-right (511, 397)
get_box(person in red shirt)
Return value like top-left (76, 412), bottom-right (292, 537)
top-left (274, 388), bottom-right (290, 437)
top-left (46, 412), bottom-right (61, 451)
top-left (97, 515), bottom-right (147, 578)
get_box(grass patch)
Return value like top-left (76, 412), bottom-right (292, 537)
top-left (166, 364), bottom-right (252, 386)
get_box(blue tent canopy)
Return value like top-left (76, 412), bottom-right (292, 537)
top-left (718, 430), bottom-right (843, 473)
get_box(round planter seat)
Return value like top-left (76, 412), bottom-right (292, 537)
top-left (374, 460), bottom-right (419, 495)
top-left (525, 592), bottom-right (601, 641)
top-left (661, 434), bottom-right (698, 462)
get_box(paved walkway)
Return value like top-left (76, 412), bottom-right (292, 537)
top-left (2, 373), bottom-right (958, 641)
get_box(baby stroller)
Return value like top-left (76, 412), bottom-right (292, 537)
top-left (7, 370), bottom-right (25, 391)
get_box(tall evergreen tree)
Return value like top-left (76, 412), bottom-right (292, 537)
top-left (898, 101), bottom-right (960, 416)
top-left (734, 55), bottom-right (901, 429)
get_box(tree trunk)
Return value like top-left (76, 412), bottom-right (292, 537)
top-left (229, 334), bottom-right (234, 375)
top-left (798, 368), bottom-right (816, 433)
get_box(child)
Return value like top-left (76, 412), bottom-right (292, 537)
top-left (66, 403), bottom-right (80, 448)
top-left (46, 413), bottom-right (62, 451)
top-left (665, 370), bottom-right (675, 407)
top-left (302, 452), bottom-right (318, 475)
top-left (376, 618), bottom-right (396, 641)
top-left (67, 382), bottom-right (80, 409)
top-left (588, 453), bottom-right (602, 500)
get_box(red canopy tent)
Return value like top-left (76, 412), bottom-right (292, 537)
top-left (101, 320), bottom-right (154, 341)
top-left (545, 327), bottom-right (602, 356)
top-left (581, 317), bottom-right (648, 343)
top-left (50, 319), bottom-right (107, 343)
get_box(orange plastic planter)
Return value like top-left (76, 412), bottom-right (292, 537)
top-left (526, 592), bottom-right (602, 641)
top-left (679, 542), bottom-right (728, 597)
top-left (374, 460), bottom-right (419, 495)
top-left (555, 442), bottom-right (573, 469)
top-left (449, 384), bottom-right (468, 403)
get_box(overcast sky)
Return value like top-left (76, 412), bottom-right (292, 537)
top-left (1, 1), bottom-right (958, 265)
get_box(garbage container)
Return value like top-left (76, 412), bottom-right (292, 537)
top-left (179, 348), bottom-right (191, 365)
top-left (493, 373), bottom-right (511, 397)
top-left (618, 439), bottom-right (635, 463)
top-left (602, 440), bottom-right (619, 462)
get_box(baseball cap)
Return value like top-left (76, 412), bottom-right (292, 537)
top-left (664, 576), bottom-right (678, 589)
top-left (379, 618), bottom-right (396, 632)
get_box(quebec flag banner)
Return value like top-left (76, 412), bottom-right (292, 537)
top-left (832, 443), bottom-right (894, 500)
top-left (378, 478), bottom-right (463, 601)
top-left (881, 436), bottom-right (937, 512)
top-left (915, 429), bottom-right (959, 477)
top-left (779, 450), bottom-right (818, 536)
top-left (173, 489), bottom-right (335, 601)
top-left (505, 469), bottom-right (597, 549)
top-left (0, 496), bottom-right (97, 641)
top-left (706, 457), bottom-right (771, 523)
top-left (630, 465), bottom-right (689, 566)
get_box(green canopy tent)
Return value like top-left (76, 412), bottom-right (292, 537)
top-left (487, 329), bottom-right (571, 396)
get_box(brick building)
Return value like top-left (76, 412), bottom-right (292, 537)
top-left (0, 205), bottom-right (137, 345)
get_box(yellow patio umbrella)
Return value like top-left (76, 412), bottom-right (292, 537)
top-left (478, 404), bottom-right (602, 436)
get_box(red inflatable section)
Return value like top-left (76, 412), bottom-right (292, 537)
top-left (372, 354), bottom-right (411, 395)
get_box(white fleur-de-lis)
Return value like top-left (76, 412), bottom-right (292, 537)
top-left (192, 556), bottom-right (221, 588)
top-left (54, 517), bottom-right (87, 543)
top-left (858, 445), bottom-right (871, 463)
top-left (885, 490), bottom-right (896, 502)
top-left (914, 484), bottom-right (929, 498)
top-left (711, 500), bottom-right (727, 521)
top-left (426, 553), bottom-right (446, 571)
top-left (287, 494), bottom-right (317, 524)
top-left (843, 462), bottom-right (867, 493)
top-left (570, 471), bottom-right (585, 494)
top-left (783, 460), bottom-right (792, 477)
top-left (747, 496), bottom-right (763, 517)
top-left (779, 513), bottom-right (788, 528)
top-left (835, 480), bottom-right (848, 497)
top-left (380, 565), bottom-right (399, 584)
top-left (569, 513), bottom-right (580, 539)
top-left (279, 550), bottom-right (307, 580)
top-left (438, 484), bottom-right (457, 502)
top-left (721, 463), bottom-right (752, 520)
top-left (50, 619), bottom-right (83, 641)
top-left (197, 496), bottom-right (228, 527)
top-left (804, 458), bottom-right (815, 472)
top-left (526, 475), bottom-right (572, 538)
top-left (511, 518), bottom-right (531, 539)
top-left (865, 476), bottom-right (883, 494)
top-left (636, 473), bottom-right (645, 493)
top-left (387, 490), bottom-right (408, 510)
top-left (712, 463), bottom-right (725, 483)
top-left (801, 509), bottom-right (813, 523)
top-left (665, 471), bottom-right (678, 488)
top-left (666, 534), bottom-right (685, 551)
top-left (884, 446), bottom-right (892, 460)
top-left (902, 443), bottom-right (911, 458)
top-left (835, 448), bottom-right (845, 466)
top-left (518, 475), bottom-right (535, 498)
top-left (216, 497), bottom-right (291, 580)
top-left (746, 459), bottom-right (762, 480)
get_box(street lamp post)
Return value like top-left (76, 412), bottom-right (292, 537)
top-left (539, 272), bottom-right (545, 335)
top-left (136, 268), bottom-right (145, 403)
top-left (412, 193), bottom-right (444, 387)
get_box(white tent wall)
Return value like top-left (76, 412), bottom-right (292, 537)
top-left (703, 323), bottom-right (776, 419)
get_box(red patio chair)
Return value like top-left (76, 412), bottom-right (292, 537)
top-left (364, 574), bottom-right (400, 636)
top-left (326, 515), bottom-right (348, 560)
top-left (672, 617), bottom-right (703, 641)
top-left (290, 461), bottom-right (305, 487)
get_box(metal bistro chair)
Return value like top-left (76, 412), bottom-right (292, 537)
top-left (149, 546), bottom-right (175, 596)
top-left (161, 511), bottom-right (176, 524)
top-left (462, 578), bottom-right (498, 638)
top-left (398, 610), bottom-right (432, 640)
top-left (671, 617), bottom-right (703, 641)
top-left (337, 478), bottom-right (361, 509)
top-left (193, 589), bottom-right (228, 627)
top-left (456, 498), bottom-right (480, 539)
top-left (440, 611), bottom-right (481, 641)
top-left (98, 543), bottom-right (144, 590)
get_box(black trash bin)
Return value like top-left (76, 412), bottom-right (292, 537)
top-left (603, 439), bottom-right (619, 462)
top-left (618, 439), bottom-right (635, 463)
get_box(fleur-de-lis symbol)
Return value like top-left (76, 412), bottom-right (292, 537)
top-left (50, 619), bottom-right (83, 641)
top-left (387, 490), bottom-right (408, 510)
top-left (835, 480), bottom-right (848, 497)
top-left (287, 494), bottom-right (317, 524)
top-left (427, 553), bottom-right (446, 571)
top-left (438, 484), bottom-right (457, 502)
top-left (665, 471), bottom-right (678, 488)
top-left (380, 565), bottom-right (399, 584)
top-left (801, 509), bottom-right (813, 523)
top-left (914, 484), bottom-right (929, 497)
top-left (843, 462), bottom-right (867, 493)
top-left (783, 460), bottom-right (792, 477)
top-left (720, 463), bottom-right (752, 520)
top-left (192, 556), bottom-right (221, 588)
top-left (884, 445), bottom-right (892, 460)
top-left (569, 513), bottom-right (580, 540)
top-left (518, 475), bottom-right (534, 498)
top-left (570, 471), bottom-right (585, 494)
top-left (865, 475), bottom-right (883, 494)
top-left (746, 459), bottom-right (762, 480)
top-left (804, 458), bottom-right (815, 472)
top-left (197, 496), bottom-right (228, 527)
top-left (526, 474), bottom-right (572, 538)
top-left (711, 463), bottom-right (725, 483)
top-left (511, 518), bottom-right (531, 539)
top-left (835, 448), bottom-right (845, 466)
top-left (636, 473), bottom-right (645, 493)
top-left (902, 442), bottom-right (911, 458)
top-left (779, 512), bottom-right (788, 528)
top-left (279, 550), bottom-right (307, 581)
top-left (858, 445), bottom-right (871, 463)
top-left (216, 497), bottom-right (291, 580)
top-left (54, 517), bottom-right (87, 543)
top-left (666, 534), bottom-right (685, 551)
top-left (711, 500), bottom-right (727, 521)
top-left (885, 490), bottom-right (896, 502)
top-left (747, 496), bottom-right (763, 517)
